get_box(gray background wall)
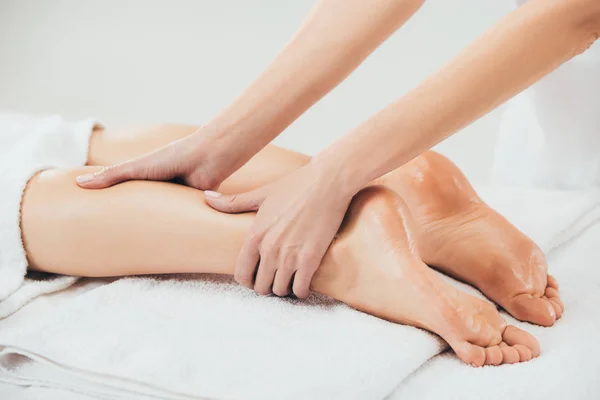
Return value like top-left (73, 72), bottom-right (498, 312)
top-left (0, 0), bottom-right (514, 182)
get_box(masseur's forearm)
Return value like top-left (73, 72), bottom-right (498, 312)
top-left (317, 0), bottom-right (600, 194)
top-left (205, 0), bottom-right (424, 167)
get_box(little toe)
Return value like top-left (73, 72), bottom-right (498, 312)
top-left (513, 344), bottom-right (533, 362)
top-left (451, 340), bottom-right (486, 367)
top-left (500, 346), bottom-right (520, 364)
top-left (484, 346), bottom-right (503, 366)
top-left (547, 275), bottom-right (559, 290)
top-left (502, 325), bottom-right (540, 358)
top-left (508, 294), bottom-right (556, 327)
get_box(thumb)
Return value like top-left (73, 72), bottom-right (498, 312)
top-left (76, 161), bottom-right (147, 189)
top-left (204, 190), bottom-right (263, 213)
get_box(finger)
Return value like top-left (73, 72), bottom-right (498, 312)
top-left (234, 236), bottom-right (261, 290)
top-left (76, 161), bottom-right (148, 189)
top-left (293, 247), bottom-right (326, 299)
top-left (253, 252), bottom-right (278, 296)
top-left (272, 265), bottom-right (296, 297)
top-left (292, 262), bottom-right (319, 300)
top-left (205, 190), bottom-right (263, 214)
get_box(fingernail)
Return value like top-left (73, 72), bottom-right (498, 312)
top-left (204, 190), bottom-right (221, 198)
top-left (76, 174), bottom-right (94, 184)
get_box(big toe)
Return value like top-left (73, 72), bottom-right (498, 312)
top-left (507, 294), bottom-right (556, 327)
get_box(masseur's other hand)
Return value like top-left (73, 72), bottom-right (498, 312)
top-left (205, 161), bottom-right (352, 299)
top-left (76, 127), bottom-right (234, 190)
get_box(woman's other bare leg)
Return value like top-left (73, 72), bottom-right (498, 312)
top-left (87, 124), bottom-right (310, 194)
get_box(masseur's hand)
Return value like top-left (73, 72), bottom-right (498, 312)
top-left (205, 160), bottom-right (353, 298)
top-left (76, 127), bottom-right (239, 190)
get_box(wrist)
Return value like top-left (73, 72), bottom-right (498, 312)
top-left (309, 149), bottom-right (366, 201)
top-left (189, 125), bottom-right (249, 184)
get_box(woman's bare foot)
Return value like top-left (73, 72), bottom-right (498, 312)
top-left (315, 186), bottom-right (540, 366)
top-left (380, 151), bottom-right (564, 327)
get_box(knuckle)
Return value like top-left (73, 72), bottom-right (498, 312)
top-left (247, 231), bottom-right (262, 247)
top-left (227, 194), bottom-right (238, 205)
top-left (260, 240), bottom-right (279, 257)
top-left (299, 247), bottom-right (321, 268)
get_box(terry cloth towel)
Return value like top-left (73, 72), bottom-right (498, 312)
top-left (0, 111), bottom-right (96, 318)
top-left (0, 181), bottom-right (599, 399)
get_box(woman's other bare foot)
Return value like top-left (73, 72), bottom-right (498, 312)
top-left (315, 186), bottom-right (540, 366)
top-left (380, 152), bottom-right (563, 327)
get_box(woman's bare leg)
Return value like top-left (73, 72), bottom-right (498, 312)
top-left (21, 169), bottom-right (539, 366)
top-left (88, 124), bottom-right (563, 327)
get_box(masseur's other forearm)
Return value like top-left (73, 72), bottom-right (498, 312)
top-left (205, 0), bottom-right (600, 299)
top-left (76, 0), bottom-right (425, 190)
top-left (318, 0), bottom-right (600, 195)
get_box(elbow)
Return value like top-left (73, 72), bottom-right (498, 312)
top-left (571, 0), bottom-right (600, 35)
top-left (562, 0), bottom-right (600, 57)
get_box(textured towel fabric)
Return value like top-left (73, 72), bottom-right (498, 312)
top-left (0, 111), bottom-right (96, 318)
top-left (0, 183), bottom-right (599, 400)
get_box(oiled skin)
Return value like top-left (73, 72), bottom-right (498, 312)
top-left (85, 124), bottom-right (564, 327)
top-left (21, 125), bottom-right (544, 366)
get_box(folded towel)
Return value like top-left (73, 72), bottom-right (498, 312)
top-left (1, 181), bottom-right (599, 399)
top-left (0, 111), bottom-right (96, 318)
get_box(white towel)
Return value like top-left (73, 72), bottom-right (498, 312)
top-left (0, 111), bottom-right (96, 318)
top-left (1, 182), bottom-right (599, 399)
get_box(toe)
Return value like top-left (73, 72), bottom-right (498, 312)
top-left (547, 275), bottom-right (560, 290)
top-left (545, 287), bottom-right (564, 311)
top-left (484, 346), bottom-right (503, 366)
top-left (508, 294), bottom-right (556, 327)
top-left (502, 325), bottom-right (540, 358)
top-left (513, 344), bottom-right (533, 362)
top-left (500, 345), bottom-right (520, 364)
top-left (451, 340), bottom-right (486, 367)
top-left (547, 298), bottom-right (563, 319)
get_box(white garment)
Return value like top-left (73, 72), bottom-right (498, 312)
top-left (493, 1), bottom-right (600, 189)
top-left (0, 111), bottom-right (96, 318)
